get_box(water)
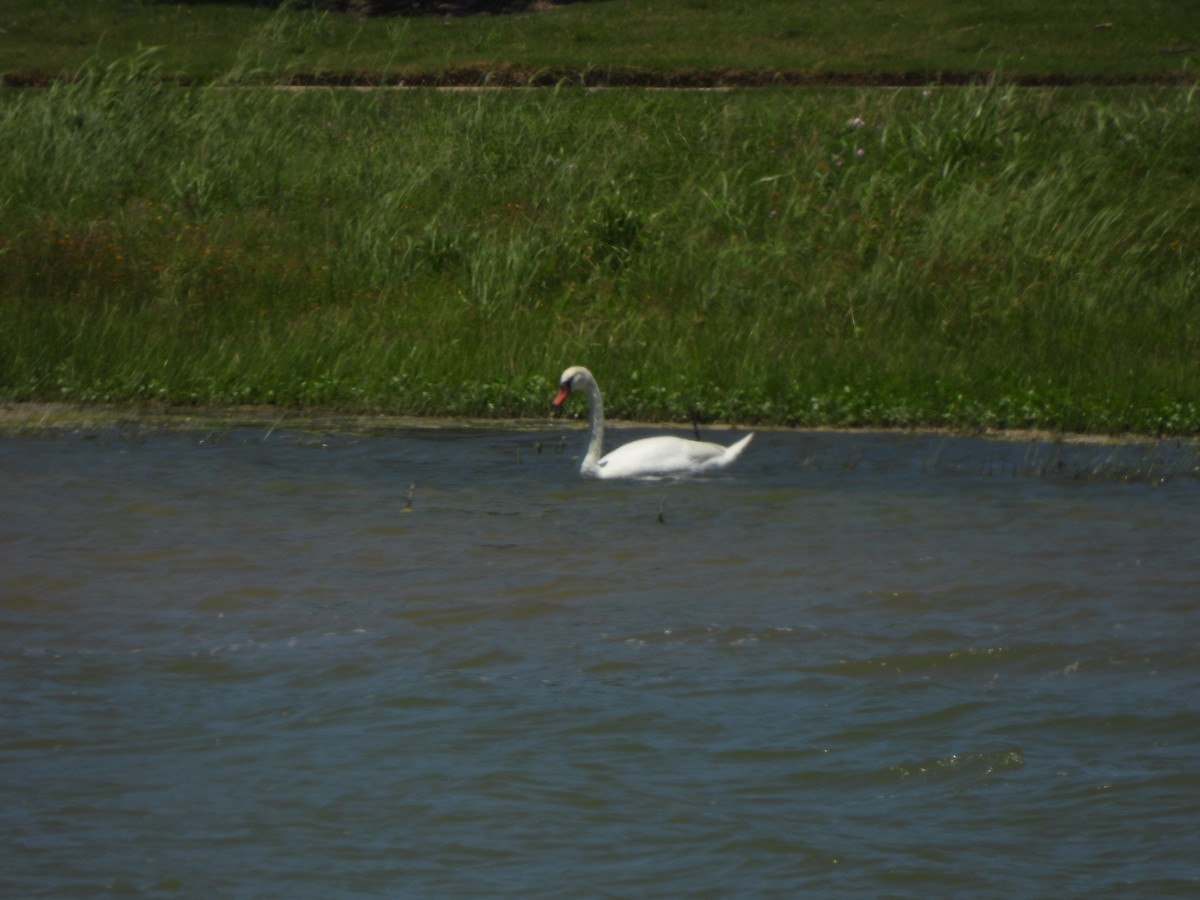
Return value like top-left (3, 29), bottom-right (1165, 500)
top-left (2, 423), bottom-right (1198, 897)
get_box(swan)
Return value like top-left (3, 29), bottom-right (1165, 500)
top-left (551, 365), bottom-right (754, 479)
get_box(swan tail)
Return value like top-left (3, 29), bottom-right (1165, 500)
top-left (723, 433), bottom-right (754, 462)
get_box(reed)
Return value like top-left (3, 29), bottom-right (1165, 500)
top-left (1, 57), bottom-right (1197, 433)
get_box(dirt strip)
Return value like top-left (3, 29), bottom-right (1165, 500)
top-left (1, 401), bottom-right (1181, 445)
top-left (4, 66), bottom-right (1197, 90)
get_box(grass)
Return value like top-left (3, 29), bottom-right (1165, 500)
top-left (2, 0), bottom-right (1197, 85)
top-left (1, 4), bottom-right (1198, 434)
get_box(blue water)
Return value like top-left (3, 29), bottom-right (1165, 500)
top-left (2, 424), bottom-right (1198, 897)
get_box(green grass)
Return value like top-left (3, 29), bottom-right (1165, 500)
top-left (2, 0), bottom-right (1197, 84)
top-left (1, 49), bottom-right (1197, 433)
top-left (1, 3), bottom-right (1198, 433)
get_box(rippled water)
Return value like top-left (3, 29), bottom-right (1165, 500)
top-left (2, 424), bottom-right (1199, 897)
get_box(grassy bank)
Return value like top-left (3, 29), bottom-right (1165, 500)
top-left (3, 0), bottom-right (1198, 85)
top-left (2, 54), bottom-right (1197, 433)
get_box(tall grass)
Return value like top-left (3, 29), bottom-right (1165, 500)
top-left (1, 56), bottom-right (1198, 432)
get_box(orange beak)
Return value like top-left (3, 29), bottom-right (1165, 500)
top-left (552, 386), bottom-right (570, 408)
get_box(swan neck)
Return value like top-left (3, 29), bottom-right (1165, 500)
top-left (581, 377), bottom-right (605, 475)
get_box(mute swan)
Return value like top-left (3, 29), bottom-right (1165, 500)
top-left (551, 365), bottom-right (754, 479)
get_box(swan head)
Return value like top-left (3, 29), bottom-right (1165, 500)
top-left (552, 365), bottom-right (593, 409)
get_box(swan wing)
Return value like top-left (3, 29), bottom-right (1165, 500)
top-left (594, 434), bottom-right (753, 479)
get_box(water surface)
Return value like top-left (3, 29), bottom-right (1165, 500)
top-left (2, 425), bottom-right (1198, 897)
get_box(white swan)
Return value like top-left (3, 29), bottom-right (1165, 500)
top-left (551, 365), bottom-right (754, 479)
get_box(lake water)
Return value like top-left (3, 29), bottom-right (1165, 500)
top-left (2, 422), bottom-right (1198, 897)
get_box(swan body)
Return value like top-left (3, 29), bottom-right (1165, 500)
top-left (551, 365), bottom-right (754, 479)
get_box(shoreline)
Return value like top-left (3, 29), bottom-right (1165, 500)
top-left (0, 401), bottom-right (1181, 446)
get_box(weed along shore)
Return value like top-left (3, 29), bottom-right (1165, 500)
top-left (1, 2), bottom-right (1198, 436)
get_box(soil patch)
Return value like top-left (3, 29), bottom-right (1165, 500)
top-left (0, 402), bottom-right (1171, 446)
top-left (4, 65), bottom-right (1196, 90)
